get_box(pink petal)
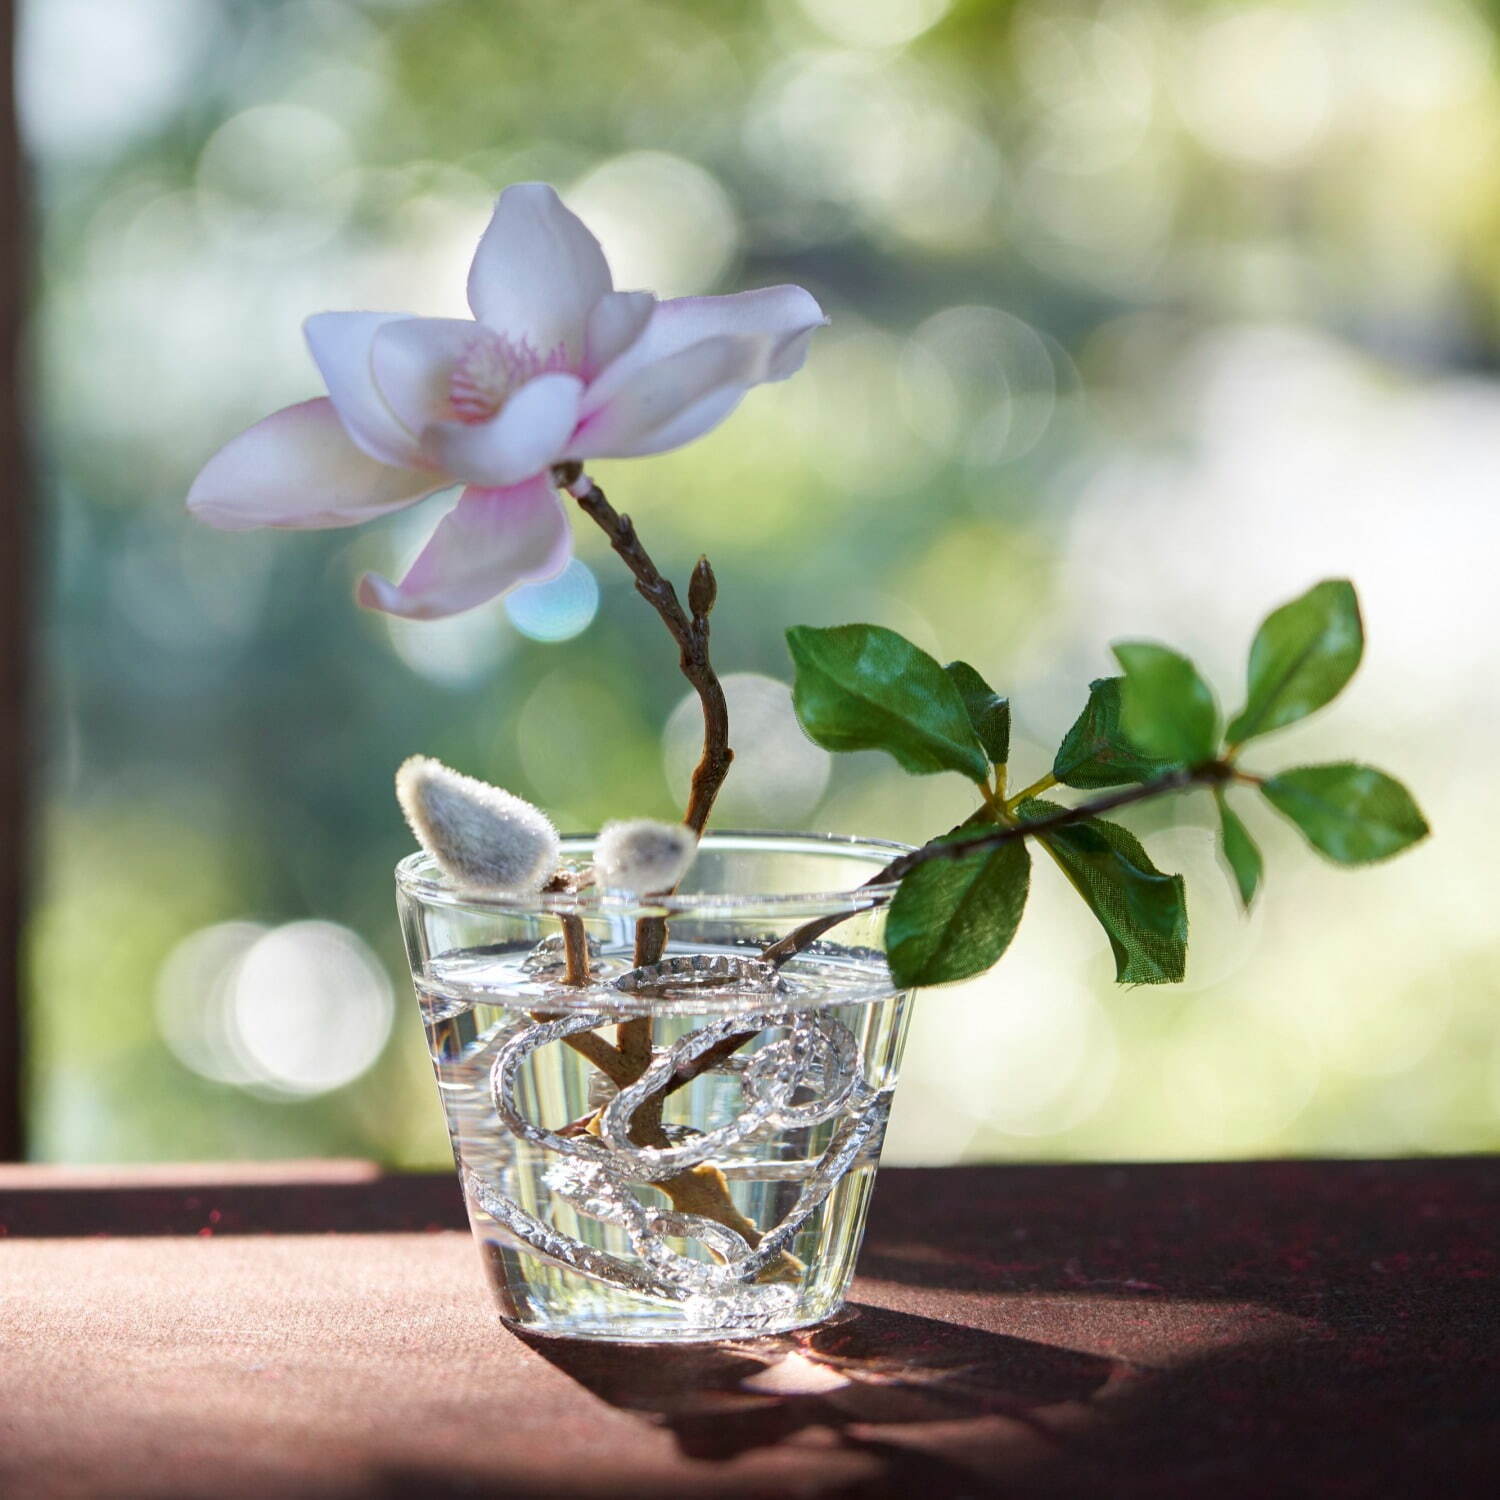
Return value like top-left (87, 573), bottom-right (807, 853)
top-left (371, 317), bottom-right (480, 437)
top-left (421, 371), bottom-right (583, 488)
top-left (304, 311), bottom-right (426, 469)
top-left (582, 285), bottom-right (826, 415)
top-left (583, 290), bottom-right (655, 380)
top-left (601, 385), bottom-right (747, 459)
top-left (357, 476), bottom-right (571, 620)
top-left (466, 183), bottom-right (611, 362)
top-left (187, 398), bottom-right (439, 531)
top-left (567, 335), bottom-right (763, 460)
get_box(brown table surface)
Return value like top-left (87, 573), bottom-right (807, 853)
top-left (2, 1158), bottom-right (1498, 1498)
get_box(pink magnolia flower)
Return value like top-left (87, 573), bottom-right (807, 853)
top-left (187, 182), bottom-right (825, 619)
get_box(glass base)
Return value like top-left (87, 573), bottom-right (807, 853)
top-left (500, 1303), bottom-right (839, 1345)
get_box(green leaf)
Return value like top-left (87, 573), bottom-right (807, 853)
top-left (1214, 789), bottom-right (1263, 909)
top-left (944, 659), bottom-right (1010, 766)
top-left (1261, 763), bottom-right (1429, 865)
top-left (1112, 641), bottom-right (1220, 766)
top-left (1226, 579), bottom-right (1364, 746)
top-left (1019, 798), bottom-right (1188, 984)
top-left (1053, 677), bottom-right (1180, 789)
top-left (787, 625), bottom-right (990, 783)
top-left (887, 832), bottom-right (1031, 988)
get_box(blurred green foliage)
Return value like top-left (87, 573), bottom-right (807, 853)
top-left (21, 0), bottom-right (1497, 1164)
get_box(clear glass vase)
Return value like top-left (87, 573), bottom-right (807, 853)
top-left (396, 831), bottom-right (913, 1343)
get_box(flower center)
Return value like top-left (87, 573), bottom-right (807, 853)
top-left (449, 330), bottom-right (569, 425)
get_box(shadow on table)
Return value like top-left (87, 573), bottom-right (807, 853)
top-left (517, 1300), bottom-right (1117, 1471)
top-left (848, 1161), bottom-right (1500, 1496)
top-left (18, 1162), bottom-right (1495, 1494)
top-left (515, 1163), bottom-right (1500, 1496)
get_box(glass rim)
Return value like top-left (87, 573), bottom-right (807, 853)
top-left (394, 829), bottom-right (912, 917)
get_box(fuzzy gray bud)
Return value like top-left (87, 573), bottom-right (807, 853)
top-left (594, 819), bottom-right (699, 894)
top-left (396, 756), bottom-right (559, 895)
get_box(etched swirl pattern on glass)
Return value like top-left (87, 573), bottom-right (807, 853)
top-left (417, 942), bottom-right (910, 1340)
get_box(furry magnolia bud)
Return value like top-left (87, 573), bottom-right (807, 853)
top-left (594, 819), bottom-right (699, 894)
top-left (396, 756), bottom-right (559, 894)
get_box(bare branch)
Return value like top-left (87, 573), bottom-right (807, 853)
top-left (558, 464), bottom-right (733, 839)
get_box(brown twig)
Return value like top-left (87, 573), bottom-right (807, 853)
top-left (533, 867), bottom-right (619, 1074)
top-left (559, 916), bottom-right (591, 986)
top-left (540, 871), bottom-right (595, 990)
top-left (556, 462), bottom-right (733, 842)
top-left (552, 1027), bottom-right (634, 1086)
top-left (538, 467), bottom-right (1216, 1281)
top-left (557, 460), bottom-right (732, 1114)
top-left (546, 465), bottom-right (797, 1268)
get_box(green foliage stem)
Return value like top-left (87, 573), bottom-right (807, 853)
top-left (1227, 579), bottom-right (1363, 747)
top-left (944, 659), bottom-right (1011, 767)
top-left (1214, 789), bottom-right (1263, 909)
top-left (786, 624), bottom-right (989, 782)
top-left (778, 578), bottom-right (1427, 995)
top-left (886, 830), bottom-right (1030, 988)
top-left (1113, 641), bottom-right (1220, 765)
top-left (1019, 798), bottom-right (1188, 985)
top-left (1053, 677), bottom-right (1178, 790)
top-left (1261, 763), bottom-right (1429, 864)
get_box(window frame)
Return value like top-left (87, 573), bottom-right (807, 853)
top-left (1, 0), bottom-right (31, 1160)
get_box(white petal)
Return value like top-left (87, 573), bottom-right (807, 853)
top-left (187, 398), bottom-right (438, 531)
top-left (371, 317), bottom-right (479, 436)
top-left (582, 285), bottom-right (826, 414)
top-left (357, 475), bottom-right (571, 619)
top-left (599, 384), bottom-right (747, 459)
top-left (466, 183), bottom-right (611, 360)
top-left (421, 372), bottom-right (582, 488)
top-left (567, 335), bottom-right (762, 460)
top-left (304, 312), bottom-right (426, 468)
top-left (583, 290), bottom-right (655, 379)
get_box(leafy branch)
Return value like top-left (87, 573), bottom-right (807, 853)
top-left (537, 575), bottom-right (1430, 1161)
top-left (780, 579), bottom-right (1428, 990)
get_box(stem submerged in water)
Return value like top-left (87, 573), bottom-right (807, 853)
top-left (546, 466), bottom-right (794, 1266)
top-left (538, 467), bottom-right (1222, 1277)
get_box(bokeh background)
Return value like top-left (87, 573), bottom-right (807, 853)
top-left (20, 0), bottom-right (1494, 1166)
